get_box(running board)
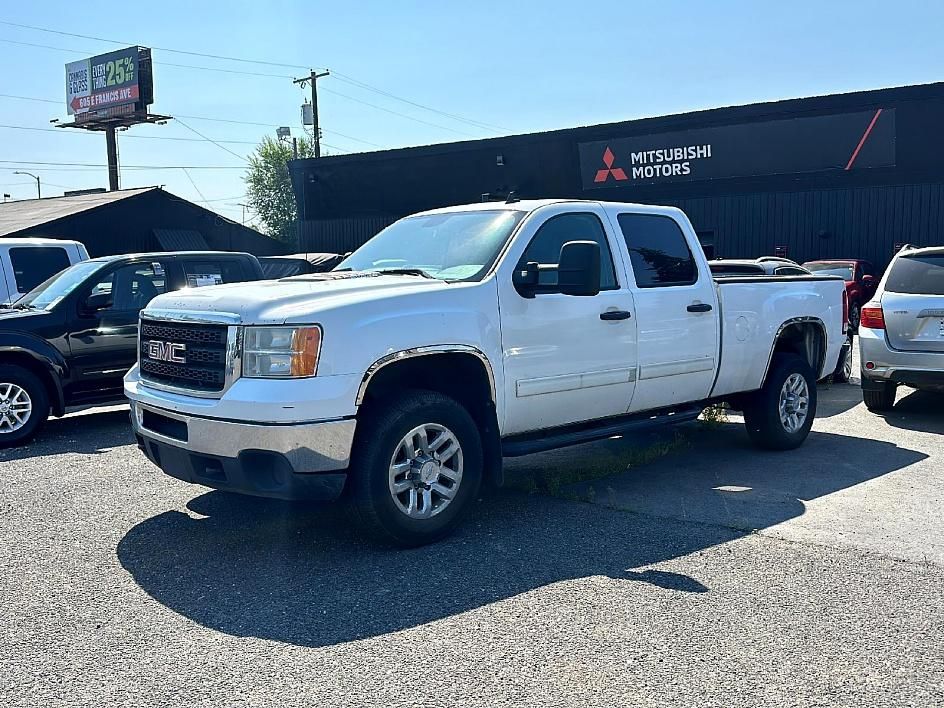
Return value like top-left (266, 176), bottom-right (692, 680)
top-left (500, 404), bottom-right (704, 457)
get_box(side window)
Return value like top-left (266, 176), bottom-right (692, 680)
top-left (517, 213), bottom-right (618, 290)
top-left (182, 260), bottom-right (249, 288)
top-left (617, 213), bottom-right (698, 288)
top-left (89, 262), bottom-right (168, 312)
top-left (775, 267), bottom-right (807, 276)
top-left (9, 247), bottom-right (71, 294)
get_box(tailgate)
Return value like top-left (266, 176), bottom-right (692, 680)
top-left (881, 254), bottom-right (944, 353)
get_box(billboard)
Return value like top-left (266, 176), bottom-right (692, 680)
top-left (579, 109), bottom-right (896, 189)
top-left (65, 46), bottom-right (153, 122)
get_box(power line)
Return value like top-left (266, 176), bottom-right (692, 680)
top-left (0, 123), bottom-right (258, 145)
top-left (0, 160), bottom-right (245, 169)
top-left (0, 19), bottom-right (312, 70)
top-left (320, 86), bottom-right (481, 138)
top-left (331, 70), bottom-right (506, 132)
top-left (181, 168), bottom-right (210, 207)
top-left (175, 118), bottom-right (249, 162)
top-left (0, 21), bottom-right (504, 135)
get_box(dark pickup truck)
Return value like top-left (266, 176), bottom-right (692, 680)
top-left (0, 251), bottom-right (263, 446)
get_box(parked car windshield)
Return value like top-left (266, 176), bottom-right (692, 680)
top-left (885, 255), bottom-right (944, 295)
top-left (336, 210), bottom-right (526, 281)
top-left (804, 262), bottom-right (854, 279)
top-left (16, 260), bottom-right (108, 311)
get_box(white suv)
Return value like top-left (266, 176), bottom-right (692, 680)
top-left (859, 245), bottom-right (944, 411)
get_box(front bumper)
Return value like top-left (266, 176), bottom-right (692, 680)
top-left (131, 401), bottom-right (356, 500)
top-left (859, 326), bottom-right (944, 391)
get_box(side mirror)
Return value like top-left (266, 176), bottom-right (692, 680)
top-left (862, 275), bottom-right (876, 287)
top-left (82, 292), bottom-right (113, 314)
top-left (557, 240), bottom-right (601, 297)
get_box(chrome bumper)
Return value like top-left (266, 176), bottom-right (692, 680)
top-left (131, 402), bottom-right (356, 473)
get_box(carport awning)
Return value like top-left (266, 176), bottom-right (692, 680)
top-left (153, 228), bottom-right (209, 251)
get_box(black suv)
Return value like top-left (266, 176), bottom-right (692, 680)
top-left (0, 251), bottom-right (263, 446)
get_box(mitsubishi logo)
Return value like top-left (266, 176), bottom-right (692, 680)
top-left (594, 146), bottom-right (628, 183)
top-left (147, 340), bottom-right (187, 364)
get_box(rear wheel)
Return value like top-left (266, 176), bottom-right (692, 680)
top-left (744, 353), bottom-right (817, 450)
top-left (831, 337), bottom-right (853, 383)
top-left (348, 390), bottom-right (483, 547)
top-left (849, 303), bottom-right (861, 332)
top-left (0, 365), bottom-right (49, 448)
top-left (863, 380), bottom-right (897, 412)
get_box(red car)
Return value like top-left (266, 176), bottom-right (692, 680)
top-left (801, 259), bottom-right (879, 331)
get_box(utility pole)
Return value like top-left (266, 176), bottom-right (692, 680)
top-left (293, 69), bottom-right (329, 157)
top-left (13, 171), bottom-right (40, 199)
top-left (104, 126), bottom-right (119, 191)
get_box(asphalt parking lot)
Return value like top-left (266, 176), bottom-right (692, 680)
top-left (2, 371), bottom-right (943, 706)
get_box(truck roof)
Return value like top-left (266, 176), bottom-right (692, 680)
top-left (413, 199), bottom-right (683, 216)
top-left (86, 250), bottom-right (255, 263)
top-left (0, 237), bottom-right (85, 248)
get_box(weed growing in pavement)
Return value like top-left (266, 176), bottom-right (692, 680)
top-left (699, 404), bottom-right (728, 427)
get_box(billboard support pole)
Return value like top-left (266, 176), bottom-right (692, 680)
top-left (105, 126), bottom-right (120, 191)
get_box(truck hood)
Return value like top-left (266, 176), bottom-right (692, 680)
top-left (143, 272), bottom-right (451, 324)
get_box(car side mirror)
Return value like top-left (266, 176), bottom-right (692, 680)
top-left (82, 292), bottom-right (113, 314)
top-left (862, 275), bottom-right (876, 287)
top-left (557, 240), bottom-right (601, 297)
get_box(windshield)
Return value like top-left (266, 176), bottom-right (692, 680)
top-left (336, 210), bottom-right (526, 281)
top-left (804, 263), bottom-right (854, 280)
top-left (16, 260), bottom-right (108, 311)
top-left (885, 255), bottom-right (944, 295)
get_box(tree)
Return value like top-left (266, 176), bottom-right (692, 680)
top-left (244, 136), bottom-right (314, 246)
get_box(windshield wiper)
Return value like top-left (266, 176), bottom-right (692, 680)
top-left (374, 268), bottom-right (434, 279)
top-left (12, 303), bottom-right (37, 310)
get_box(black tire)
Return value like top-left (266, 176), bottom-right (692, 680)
top-left (831, 338), bottom-right (853, 383)
top-left (849, 303), bottom-right (861, 333)
top-left (743, 353), bottom-right (817, 451)
top-left (348, 390), bottom-right (483, 547)
top-left (0, 364), bottom-right (49, 448)
top-left (862, 380), bottom-right (897, 412)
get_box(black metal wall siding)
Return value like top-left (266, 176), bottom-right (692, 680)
top-left (299, 215), bottom-right (397, 254)
top-left (671, 183), bottom-right (944, 269)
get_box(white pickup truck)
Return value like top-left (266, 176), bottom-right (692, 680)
top-left (125, 199), bottom-right (846, 545)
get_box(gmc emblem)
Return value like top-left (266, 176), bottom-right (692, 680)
top-left (147, 340), bottom-right (187, 364)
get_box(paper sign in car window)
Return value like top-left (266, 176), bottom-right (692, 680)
top-left (188, 274), bottom-right (223, 288)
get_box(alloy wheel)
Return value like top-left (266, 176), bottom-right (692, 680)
top-left (388, 423), bottom-right (463, 519)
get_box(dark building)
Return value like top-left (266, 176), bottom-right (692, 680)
top-left (0, 187), bottom-right (286, 257)
top-left (291, 81), bottom-right (944, 269)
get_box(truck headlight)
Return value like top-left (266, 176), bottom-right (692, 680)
top-left (242, 326), bottom-right (322, 378)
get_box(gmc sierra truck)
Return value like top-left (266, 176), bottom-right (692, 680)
top-left (125, 200), bottom-right (846, 546)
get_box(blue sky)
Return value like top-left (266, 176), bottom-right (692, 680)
top-left (1, 0), bottom-right (942, 227)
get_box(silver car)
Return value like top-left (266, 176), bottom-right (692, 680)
top-left (859, 245), bottom-right (944, 411)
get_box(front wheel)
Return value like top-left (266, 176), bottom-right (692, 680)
top-left (0, 364), bottom-right (49, 448)
top-left (348, 390), bottom-right (483, 547)
top-left (744, 353), bottom-right (817, 450)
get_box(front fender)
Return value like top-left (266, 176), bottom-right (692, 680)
top-left (0, 332), bottom-right (68, 414)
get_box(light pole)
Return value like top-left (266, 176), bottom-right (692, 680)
top-left (13, 171), bottom-right (40, 199)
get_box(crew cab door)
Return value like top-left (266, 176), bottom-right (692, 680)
top-left (497, 205), bottom-right (637, 435)
top-left (608, 209), bottom-right (720, 413)
top-left (67, 259), bottom-right (173, 402)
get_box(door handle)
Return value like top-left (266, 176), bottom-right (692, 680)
top-left (687, 303), bottom-right (713, 313)
top-left (600, 310), bottom-right (632, 321)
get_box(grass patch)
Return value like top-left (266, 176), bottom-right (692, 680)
top-left (699, 404), bottom-right (728, 428)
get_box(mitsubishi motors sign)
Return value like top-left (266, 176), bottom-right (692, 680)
top-left (579, 109), bottom-right (896, 189)
top-left (66, 47), bottom-right (153, 122)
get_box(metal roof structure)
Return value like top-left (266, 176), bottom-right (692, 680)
top-left (0, 187), bottom-right (155, 238)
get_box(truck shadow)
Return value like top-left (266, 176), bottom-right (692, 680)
top-left (116, 428), bottom-right (924, 648)
top-left (0, 407), bottom-right (132, 462)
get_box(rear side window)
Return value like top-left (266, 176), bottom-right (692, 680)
top-left (775, 267), bottom-right (808, 276)
top-left (181, 260), bottom-right (250, 288)
top-left (518, 212), bottom-right (618, 290)
top-left (9, 247), bottom-right (71, 294)
top-left (617, 214), bottom-right (697, 288)
top-left (885, 255), bottom-right (944, 295)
